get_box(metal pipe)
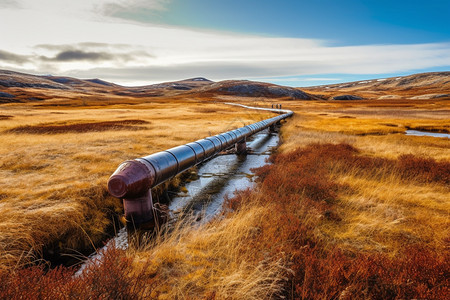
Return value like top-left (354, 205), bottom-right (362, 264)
top-left (108, 109), bottom-right (292, 197)
top-left (108, 104), bottom-right (293, 231)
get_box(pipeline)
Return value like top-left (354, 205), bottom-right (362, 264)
top-left (107, 104), bottom-right (293, 231)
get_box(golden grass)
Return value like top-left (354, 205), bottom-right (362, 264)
top-left (320, 171), bottom-right (449, 254)
top-left (1, 92), bottom-right (449, 298)
top-left (275, 99), bottom-right (450, 255)
top-left (114, 97), bottom-right (448, 298)
top-left (129, 208), bottom-right (287, 299)
top-left (0, 100), bottom-right (265, 269)
top-left (278, 99), bottom-right (450, 161)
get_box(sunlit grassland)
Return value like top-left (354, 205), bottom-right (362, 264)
top-left (0, 95), bottom-right (448, 299)
top-left (121, 98), bottom-right (448, 298)
top-left (277, 99), bottom-right (449, 253)
top-left (83, 97), bottom-right (447, 299)
top-left (279, 99), bottom-right (450, 160)
top-left (0, 99), bottom-right (269, 269)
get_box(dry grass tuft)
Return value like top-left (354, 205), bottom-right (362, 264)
top-left (128, 209), bottom-right (288, 299)
top-left (0, 210), bottom-right (289, 299)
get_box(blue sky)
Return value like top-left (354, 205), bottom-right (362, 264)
top-left (0, 0), bottom-right (449, 86)
top-left (139, 0), bottom-right (450, 45)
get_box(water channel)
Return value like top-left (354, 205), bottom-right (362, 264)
top-left (405, 130), bottom-right (450, 139)
top-left (169, 129), bottom-right (278, 221)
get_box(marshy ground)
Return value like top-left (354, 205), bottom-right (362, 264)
top-left (0, 79), bottom-right (449, 298)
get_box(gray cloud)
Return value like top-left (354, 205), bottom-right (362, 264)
top-left (51, 50), bottom-right (153, 62)
top-left (36, 45), bottom-right (154, 63)
top-left (78, 42), bottom-right (135, 50)
top-left (35, 44), bottom-right (73, 51)
top-left (0, 49), bottom-right (29, 64)
top-left (52, 50), bottom-right (114, 62)
top-left (0, 0), bottom-right (20, 9)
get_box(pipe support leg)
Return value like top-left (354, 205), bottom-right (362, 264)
top-left (235, 139), bottom-right (247, 155)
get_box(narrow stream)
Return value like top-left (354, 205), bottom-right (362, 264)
top-left (76, 129), bottom-right (279, 274)
top-left (405, 130), bottom-right (450, 139)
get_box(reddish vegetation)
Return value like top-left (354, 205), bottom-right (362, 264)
top-left (397, 154), bottom-right (450, 184)
top-left (0, 246), bottom-right (152, 299)
top-left (228, 144), bottom-right (449, 299)
top-left (262, 143), bottom-right (450, 185)
top-left (7, 119), bottom-right (150, 134)
top-left (290, 246), bottom-right (449, 299)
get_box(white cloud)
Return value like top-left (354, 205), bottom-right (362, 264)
top-left (1, 1), bottom-right (449, 85)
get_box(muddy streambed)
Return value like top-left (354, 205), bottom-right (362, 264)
top-left (77, 129), bottom-right (279, 273)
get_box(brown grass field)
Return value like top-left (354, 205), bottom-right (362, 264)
top-left (0, 96), bottom-right (272, 270)
top-left (0, 78), bottom-right (449, 299)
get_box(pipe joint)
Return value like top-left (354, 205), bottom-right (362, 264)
top-left (107, 160), bottom-right (155, 198)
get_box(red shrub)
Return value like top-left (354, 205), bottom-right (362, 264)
top-left (0, 245), bottom-right (154, 299)
top-left (397, 154), bottom-right (450, 184)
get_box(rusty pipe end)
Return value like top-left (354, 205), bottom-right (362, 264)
top-left (108, 160), bottom-right (155, 198)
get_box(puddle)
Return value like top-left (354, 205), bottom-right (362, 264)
top-left (405, 130), bottom-right (450, 139)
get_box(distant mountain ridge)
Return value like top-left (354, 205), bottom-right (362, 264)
top-left (303, 71), bottom-right (450, 100)
top-left (0, 69), bottom-right (449, 103)
top-left (0, 69), bottom-right (317, 102)
top-left (310, 72), bottom-right (450, 89)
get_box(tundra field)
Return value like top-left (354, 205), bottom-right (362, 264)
top-left (0, 97), bottom-right (268, 268)
top-left (0, 73), bottom-right (449, 299)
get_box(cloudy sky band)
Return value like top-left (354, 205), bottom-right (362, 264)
top-left (0, 0), bottom-right (449, 86)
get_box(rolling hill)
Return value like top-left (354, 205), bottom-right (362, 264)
top-left (1, 69), bottom-right (449, 104)
top-left (303, 71), bottom-right (450, 100)
top-left (0, 70), bottom-right (316, 103)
